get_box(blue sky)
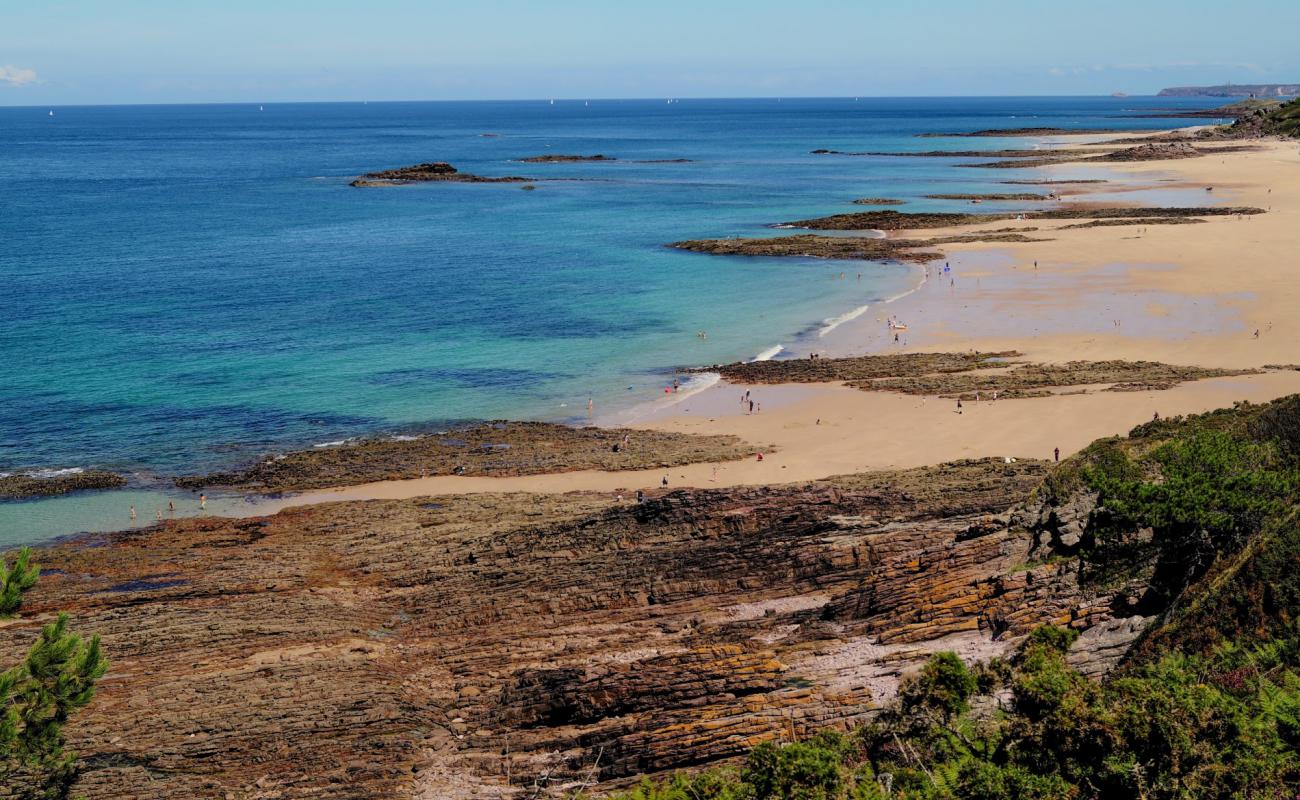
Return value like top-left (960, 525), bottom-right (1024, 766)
top-left (3, 0), bottom-right (1298, 105)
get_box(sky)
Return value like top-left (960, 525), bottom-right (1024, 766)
top-left (3, 0), bottom-right (1299, 105)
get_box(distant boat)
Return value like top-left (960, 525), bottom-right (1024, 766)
top-left (48, 110), bottom-right (54, 117)
top-left (258, 105), bottom-right (264, 111)
top-left (549, 99), bottom-right (554, 105)
top-left (584, 101), bottom-right (589, 106)
top-left (1111, 91), bottom-right (1129, 98)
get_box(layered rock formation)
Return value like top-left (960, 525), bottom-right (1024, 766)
top-left (2, 455), bottom-right (1163, 798)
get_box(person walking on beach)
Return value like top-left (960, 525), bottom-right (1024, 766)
top-left (130, 505), bottom-right (137, 521)
top-left (748, 400), bottom-right (754, 414)
top-left (199, 493), bottom-right (206, 511)
top-left (661, 475), bottom-right (669, 487)
top-left (168, 500), bottom-right (175, 514)
top-left (1054, 447), bottom-right (1060, 462)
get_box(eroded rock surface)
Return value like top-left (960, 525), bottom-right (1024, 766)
top-left (175, 422), bottom-right (756, 493)
top-left (1, 456), bottom-right (1162, 798)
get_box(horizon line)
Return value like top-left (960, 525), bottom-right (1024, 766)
top-left (0, 92), bottom-right (1193, 110)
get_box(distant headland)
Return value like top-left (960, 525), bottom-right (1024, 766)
top-left (1158, 83), bottom-right (1300, 98)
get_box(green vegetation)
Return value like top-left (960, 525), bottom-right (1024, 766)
top-left (1225, 96), bottom-right (1300, 139)
top-left (601, 395), bottom-right (1300, 800)
top-left (1042, 397), bottom-right (1300, 611)
top-left (0, 547), bottom-right (40, 618)
top-left (0, 561), bottom-right (107, 799)
top-left (603, 628), bottom-right (1300, 800)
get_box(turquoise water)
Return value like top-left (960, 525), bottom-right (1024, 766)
top-left (0, 96), bottom-right (1224, 542)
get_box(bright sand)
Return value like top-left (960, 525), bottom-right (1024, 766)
top-left (251, 135), bottom-right (1300, 512)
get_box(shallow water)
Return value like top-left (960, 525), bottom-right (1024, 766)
top-left (0, 96), bottom-right (1226, 542)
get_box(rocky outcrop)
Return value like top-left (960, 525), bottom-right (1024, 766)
top-left (697, 353), bottom-right (1255, 399)
top-left (924, 193), bottom-right (1051, 201)
top-left (515, 154), bottom-right (616, 163)
top-left (916, 127), bottom-right (1128, 138)
top-left (0, 469), bottom-right (126, 500)
top-left (782, 206), bottom-right (1265, 230)
top-left (174, 422), bottom-right (756, 493)
top-left (350, 162), bottom-right (533, 186)
top-left (851, 198), bottom-right (906, 206)
top-left (0, 455), bottom-right (1164, 799)
top-left (667, 234), bottom-right (943, 264)
top-left (1060, 217), bottom-right (1206, 229)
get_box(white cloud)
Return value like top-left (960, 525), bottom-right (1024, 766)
top-left (0, 65), bottom-right (38, 87)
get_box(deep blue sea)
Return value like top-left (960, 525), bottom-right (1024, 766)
top-left (0, 96), bottom-right (1225, 540)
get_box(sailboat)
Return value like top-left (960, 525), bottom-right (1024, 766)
top-left (549, 99), bottom-right (554, 105)
top-left (48, 110), bottom-right (54, 117)
top-left (258, 105), bottom-right (264, 112)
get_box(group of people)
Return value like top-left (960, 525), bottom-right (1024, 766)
top-left (130, 493), bottom-right (205, 523)
top-left (740, 389), bottom-right (761, 415)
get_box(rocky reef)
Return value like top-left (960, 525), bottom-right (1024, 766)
top-left (966, 141), bottom-right (1259, 169)
top-left (851, 197), bottom-right (906, 205)
top-left (174, 422), bottom-right (756, 493)
top-left (1060, 217), bottom-right (1207, 229)
top-left (0, 470), bottom-right (126, 501)
top-left (515, 154), bottom-right (616, 163)
top-left (350, 162), bottom-right (534, 186)
top-left (667, 234), bottom-right (943, 264)
top-left (697, 352), bottom-right (1257, 399)
top-left (782, 205), bottom-right (1265, 230)
top-left (916, 127), bottom-right (1128, 138)
top-left (924, 193), bottom-right (1051, 201)
top-left (1001, 179), bottom-right (1107, 185)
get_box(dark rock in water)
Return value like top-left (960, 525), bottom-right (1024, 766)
top-left (0, 470), bottom-right (126, 500)
top-left (636, 158), bottom-right (694, 163)
top-left (783, 206), bottom-right (1266, 230)
top-left (851, 197), bottom-right (907, 205)
top-left (924, 193), bottom-right (1051, 201)
top-left (350, 161), bottom-right (534, 186)
top-left (516, 154), bottom-right (616, 163)
top-left (1002, 179), bottom-right (1108, 185)
top-left (668, 233), bottom-right (943, 263)
top-left (916, 127), bottom-right (1129, 138)
top-left (520, 184), bottom-right (537, 191)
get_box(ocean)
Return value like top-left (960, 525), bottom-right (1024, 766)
top-left (0, 96), bottom-right (1224, 541)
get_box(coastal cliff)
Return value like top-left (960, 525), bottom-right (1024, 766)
top-left (6, 429), bottom-right (1245, 797)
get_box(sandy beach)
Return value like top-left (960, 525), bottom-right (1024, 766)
top-left (243, 133), bottom-right (1300, 513)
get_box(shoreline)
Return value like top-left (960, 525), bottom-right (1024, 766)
top-left (253, 131), bottom-right (1300, 506)
top-left (7, 124), bottom-right (1300, 541)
